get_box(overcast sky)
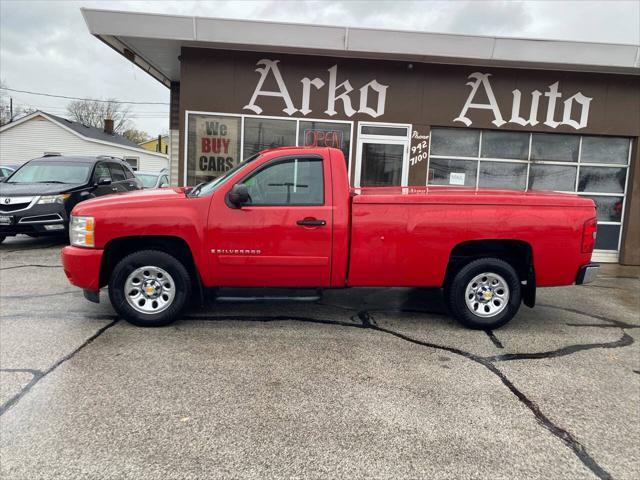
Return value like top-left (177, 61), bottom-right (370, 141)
top-left (1, 0), bottom-right (639, 136)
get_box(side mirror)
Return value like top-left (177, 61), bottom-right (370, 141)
top-left (96, 177), bottom-right (112, 186)
top-left (228, 184), bottom-right (250, 207)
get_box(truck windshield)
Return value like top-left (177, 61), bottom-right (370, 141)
top-left (6, 162), bottom-right (92, 184)
top-left (135, 174), bottom-right (159, 188)
top-left (190, 154), bottom-right (261, 197)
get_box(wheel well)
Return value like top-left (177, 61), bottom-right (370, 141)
top-left (99, 236), bottom-right (200, 290)
top-left (445, 240), bottom-right (535, 306)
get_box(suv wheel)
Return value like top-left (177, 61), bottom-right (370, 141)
top-left (446, 257), bottom-right (521, 329)
top-left (108, 250), bottom-right (191, 327)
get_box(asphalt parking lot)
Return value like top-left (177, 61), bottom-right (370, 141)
top-left (1, 235), bottom-right (639, 480)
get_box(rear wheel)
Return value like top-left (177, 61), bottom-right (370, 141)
top-left (108, 250), bottom-right (191, 327)
top-left (446, 257), bottom-right (521, 329)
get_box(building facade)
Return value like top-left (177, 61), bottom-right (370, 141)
top-left (82, 9), bottom-right (640, 264)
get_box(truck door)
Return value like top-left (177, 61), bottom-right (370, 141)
top-left (209, 154), bottom-right (333, 287)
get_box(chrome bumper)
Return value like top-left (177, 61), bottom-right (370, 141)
top-left (576, 263), bottom-right (599, 285)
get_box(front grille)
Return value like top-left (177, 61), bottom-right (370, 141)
top-left (0, 203), bottom-right (30, 212)
top-left (19, 213), bottom-right (64, 224)
top-left (0, 196), bottom-right (35, 213)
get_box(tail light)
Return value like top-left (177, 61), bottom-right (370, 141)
top-left (582, 217), bottom-right (597, 253)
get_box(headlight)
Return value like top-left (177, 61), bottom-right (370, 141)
top-left (38, 193), bottom-right (71, 204)
top-left (70, 215), bottom-right (95, 247)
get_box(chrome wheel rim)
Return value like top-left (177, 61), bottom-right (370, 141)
top-left (464, 272), bottom-right (509, 318)
top-left (124, 266), bottom-right (176, 315)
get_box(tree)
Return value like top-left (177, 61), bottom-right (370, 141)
top-left (0, 81), bottom-right (36, 126)
top-left (66, 99), bottom-right (131, 134)
top-left (123, 128), bottom-right (150, 144)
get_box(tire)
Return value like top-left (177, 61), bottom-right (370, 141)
top-left (445, 257), bottom-right (521, 330)
top-left (108, 250), bottom-right (191, 327)
top-left (0, 235), bottom-right (5, 244)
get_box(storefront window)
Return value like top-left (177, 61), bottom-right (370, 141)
top-left (428, 158), bottom-right (477, 187)
top-left (481, 131), bottom-right (529, 160)
top-left (298, 121), bottom-right (351, 163)
top-left (479, 161), bottom-right (527, 189)
top-left (360, 143), bottom-right (404, 186)
top-left (243, 117), bottom-right (296, 160)
top-left (581, 136), bottom-right (629, 164)
top-left (427, 128), bottom-right (631, 255)
top-left (431, 128), bottom-right (479, 157)
top-left (186, 114), bottom-right (241, 186)
top-left (531, 133), bottom-right (579, 162)
top-left (528, 164), bottom-right (577, 191)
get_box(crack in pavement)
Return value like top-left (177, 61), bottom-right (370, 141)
top-left (0, 319), bottom-right (118, 417)
top-left (538, 303), bottom-right (638, 329)
top-left (1, 290), bottom-right (78, 300)
top-left (0, 264), bottom-right (61, 271)
top-left (485, 330), bottom-right (504, 349)
top-left (483, 332), bottom-right (633, 362)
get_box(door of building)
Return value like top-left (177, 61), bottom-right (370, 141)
top-left (354, 123), bottom-right (411, 187)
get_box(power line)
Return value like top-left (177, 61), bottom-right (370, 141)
top-left (0, 87), bottom-right (169, 105)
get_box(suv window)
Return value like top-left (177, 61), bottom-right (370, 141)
top-left (124, 166), bottom-right (136, 179)
top-left (94, 163), bottom-right (111, 182)
top-left (241, 157), bottom-right (323, 205)
top-left (108, 162), bottom-right (126, 182)
top-left (159, 175), bottom-right (169, 187)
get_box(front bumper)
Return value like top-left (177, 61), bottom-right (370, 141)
top-left (61, 245), bottom-right (103, 292)
top-left (0, 203), bottom-right (68, 236)
top-left (576, 262), bottom-right (599, 285)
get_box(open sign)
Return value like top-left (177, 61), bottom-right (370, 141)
top-left (303, 129), bottom-right (344, 149)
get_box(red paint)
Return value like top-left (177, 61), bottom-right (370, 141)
top-left (62, 147), bottom-right (596, 294)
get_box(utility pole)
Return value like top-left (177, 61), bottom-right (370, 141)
top-left (9, 97), bottom-right (13, 122)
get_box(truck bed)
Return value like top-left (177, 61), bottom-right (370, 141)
top-left (347, 186), bottom-right (594, 288)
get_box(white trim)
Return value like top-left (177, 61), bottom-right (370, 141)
top-left (617, 139), bottom-right (633, 251)
top-left (354, 121), bottom-right (412, 188)
top-left (0, 111), bottom-right (169, 159)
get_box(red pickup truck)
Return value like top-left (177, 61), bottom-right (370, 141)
top-left (61, 146), bottom-right (598, 330)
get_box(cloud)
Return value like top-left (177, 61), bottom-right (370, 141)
top-left (1, 0), bottom-right (638, 134)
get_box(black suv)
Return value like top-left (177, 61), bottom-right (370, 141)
top-left (0, 155), bottom-right (142, 243)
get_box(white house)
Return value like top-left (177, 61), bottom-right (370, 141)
top-left (0, 111), bottom-right (169, 173)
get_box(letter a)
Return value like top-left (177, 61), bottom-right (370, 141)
top-left (454, 73), bottom-right (506, 127)
top-left (243, 59), bottom-right (298, 115)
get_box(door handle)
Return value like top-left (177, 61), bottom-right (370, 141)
top-left (111, 187), bottom-right (118, 192)
top-left (297, 218), bottom-right (326, 227)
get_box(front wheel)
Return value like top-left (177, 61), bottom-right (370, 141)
top-left (108, 250), bottom-right (191, 327)
top-left (446, 257), bottom-right (521, 330)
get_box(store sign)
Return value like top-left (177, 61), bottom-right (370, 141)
top-left (196, 117), bottom-right (239, 175)
top-left (301, 129), bottom-right (344, 149)
top-left (454, 72), bottom-right (592, 130)
top-left (244, 59), bottom-right (388, 118)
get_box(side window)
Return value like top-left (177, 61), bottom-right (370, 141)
top-left (108, 163), bottom-right (126, 182)
top-left (93, 163), bottom-right (111, 182)
top-left (159, 175), bottom-right (169, 187)
top-left (242, 158), bottom-right (323, 206)
top-left (124, 166), bottom-right (135, 179)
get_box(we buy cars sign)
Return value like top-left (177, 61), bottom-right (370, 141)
top-left (196, 117), bottom-right (239, 176)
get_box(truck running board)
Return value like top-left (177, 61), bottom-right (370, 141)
top-left (216, 295), bottom-right (321, 302)
top-left (214, 288), bottom-right (322, 303)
